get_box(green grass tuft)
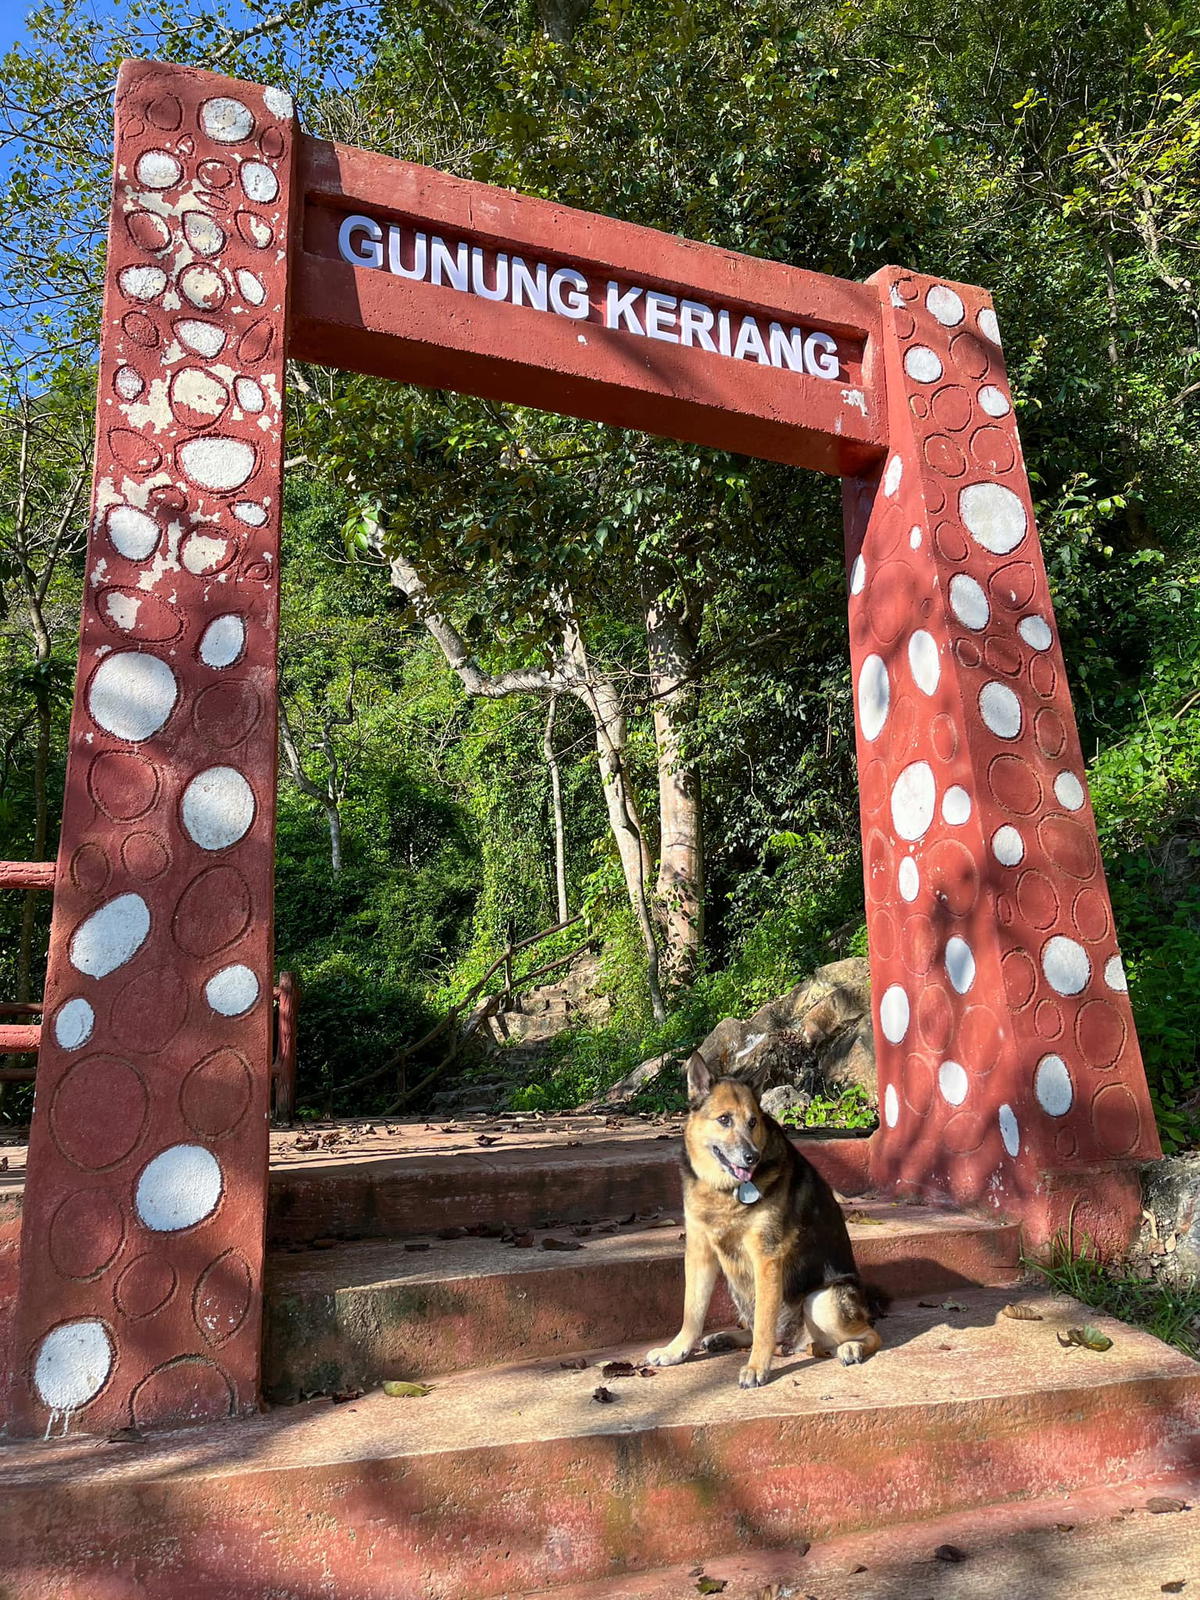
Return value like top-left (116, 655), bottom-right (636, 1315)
top-left (1028, 1240), bottom-right (1200, 1360)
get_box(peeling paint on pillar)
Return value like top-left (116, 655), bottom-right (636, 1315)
top-left (847, 267), bottom-right (1160, 1246)
top-left (6, 59), bottom-right (295, 1437)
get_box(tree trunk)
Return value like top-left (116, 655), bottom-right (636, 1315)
top-left (544, 695), bottom-right (569, 923)
top-left (645, 589), bottom-right (704, 987)
top-left (386, 551), bottom-right (666, 1021)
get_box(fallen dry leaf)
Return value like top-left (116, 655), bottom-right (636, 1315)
top-left (1001, 1303), bottom-right (1044, 1321)
top-left (511, 1232), bottom-right (535, 1249)
top-left (1161, 1581), bottom-right (1186, 1593)
top-left (1055, 1523), bottom-right (1075, 1532)
top-left (1057, 1325), bottom-right (1114, 1352)
top-left (696, 1579), bottom-right (727, 1595)
top-left (542, 1237), bottom-right (585, 1251)
top-left (382, 1380), bottom-right (431, 1398)
top-left (934, 1543), bottom-right (967, 1563)
top-left (601, 1360), bottom-right (638, 1378)
top-left (592, 1385), bottom-right (616, 1403)
top-left (559, 1357), bottom-right (588, 1370)
top-left (1147, 1497), bottom-right (1189, 1514)
top-left (107, 1427), bottom-right (146, 1445)
top-left (475, 1135), bottom-right (501, 1147)
top-left (332, 1388), bottom-right (364, 1404)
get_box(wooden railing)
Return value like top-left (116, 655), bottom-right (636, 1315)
top-left (0, 862), bottom-right (55, 1080)
top-left (1, 859), bottom-right (299, 1117)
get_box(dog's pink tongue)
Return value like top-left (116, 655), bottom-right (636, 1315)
top-left (732, 1164), bottom-right (754, 1182)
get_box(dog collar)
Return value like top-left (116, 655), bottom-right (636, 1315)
top-left (736, 1179), bottom-right (761, 1204)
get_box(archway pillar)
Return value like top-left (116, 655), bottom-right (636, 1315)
top-left (5, 60), bottom-right (295, 1437)
top-left (845, 266), bottom-right (1159, 1251)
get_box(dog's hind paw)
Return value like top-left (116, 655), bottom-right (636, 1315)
top-left (644, 1343), bottom-right (688, 1367)
top-left (837, 1340), bottom-right (868, 1365)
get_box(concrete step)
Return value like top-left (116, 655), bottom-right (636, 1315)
top-left (514, 1474), bottom-right (1200, 1600)
top-left (263, 1124), bottom-right (874, 1248)
top-left (2, 1288), bottom-right (1197, 1599)
top-left (263, 1202), bottom-right (1022, 1401)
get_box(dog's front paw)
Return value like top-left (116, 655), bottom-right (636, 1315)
top-left (738, 1359), bottom-right (771, 1388)
top-left (837, 1340), bottom-right (868, 1366)
top-left (644, 1342), bottom-right (688, 1367)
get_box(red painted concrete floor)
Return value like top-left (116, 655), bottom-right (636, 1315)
top-left (2, 1288), bottom-right (1199, 1598)
top-left (517, 1476), bottom-right (1200, 1600)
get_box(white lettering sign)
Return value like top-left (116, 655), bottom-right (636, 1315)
top-left (336, 214), bottom-right (842, 381)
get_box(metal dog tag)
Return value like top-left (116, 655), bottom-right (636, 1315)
top-left (737, 1180), bottom-right (761, 1204)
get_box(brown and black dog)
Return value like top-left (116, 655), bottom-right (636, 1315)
top-left (645, 1055), bottom-right (885, 1388)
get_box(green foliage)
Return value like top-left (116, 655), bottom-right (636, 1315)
top-left (777, 1086), bottom-right (878, 1134)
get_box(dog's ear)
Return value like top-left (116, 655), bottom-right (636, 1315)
top-left (686, 1051), bottom-right (713, 1105)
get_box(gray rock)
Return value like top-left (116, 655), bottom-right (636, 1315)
top-left (1140, 1154), bottom-right (1200, 1282)
top-left (761, 1084), bottom-right (812, 1121)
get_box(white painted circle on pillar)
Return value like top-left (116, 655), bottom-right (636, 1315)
top-left (938, 1059), bottom-right (969, 1106)
top-left (908, 630), bottom-right (940, 696)
top-left (33, 1319), bottom-right (113, 1411)
top-left (88, 651), bottom-right (177, 742)
top-left (978, 385), bottom-right (1011, 418)
top-left (236, 269), bottom-right (267, 307)
top-left (1054, 771), bottom-right (1085, 811)
top-left (201, 96), bottom-right (255, 143)
top-left (69, 893), bottom-right (150, 978)
top-left (205, 963), bottom-right (260, 1016)
top-left (176, 319), bottom-right (226, 358)
top-left (959, 482), bottom-right (1027, 555)
top-left (883, 455), bottom-right (903, 496)
top-left (999, 1103), bottom-right (1020, 1157)
top-left (850, 554), bottom-right (866, 595)
top-left (135, 150), bottom-right (181, 189)
top-left (884, 1084), bottom-right (899, 1128)
top-left (1104, 954), bottom-right (1128, 993)
top-left (857, 655), bottom-right (890, 742)
top-left (910, 525), bottom-right (923, 549)
top-left (898, 857), bottom-right (919, 902)
top-left (264, 86), bottom-right (294, 119)
top-left (891, 761), bottom-right (936, 842)
top-left (1035, 1054), bottom-right (1074, 1116)
top-left (106, 505), bottom-right (160, 561)
top-left (991, 825), bottom-right (1025, 866)
top-left (880, 984), bottom-right (910, 1044)
top-left (1019, 614), bottom-right (1053, 651)
top-left (118, 265), bottom-right (167, 302)
top-left (904, 346), bottom-right (943, 383)
top-left (926, 285), bottom-right (965, 326)
top-left (942, 785), bottom-right (972, 825)
top-left (181, 766), bottom-right (255, 850)
top-left (54, 997), bottom-right (94, 1050)
top-left (135, 1144), bottom-right (223, 1232)
top-left (199, 615), bottom-right (246, 669)
top-left (178, 436), bottom-right (256, 493)
top-left (234, 377), bottom-right (265, 414)
top-left (979, 681), bottom-right (1022, 739)
top-left (978, 307), bottom-right (1002, 344)
top-left (950, 573), bottom-right (990, 630)
top-left (1042, 936), bottom-right (1091, 996)
top-left (240, 160), bottom-right (279, 203)
top-left (945, 936), bottom-right (976, 994)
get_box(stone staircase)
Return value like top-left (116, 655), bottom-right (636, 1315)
top-left (2, 1124), bottom-right (1199, 1598)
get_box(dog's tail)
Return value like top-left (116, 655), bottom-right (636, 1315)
top-left (823, 1271), bottom-right (891, 1325)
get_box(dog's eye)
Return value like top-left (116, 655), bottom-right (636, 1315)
top-left (717, 1113), bottom-right (732, 1128)
top-left (748, 1116), bottom-right (757, 1129)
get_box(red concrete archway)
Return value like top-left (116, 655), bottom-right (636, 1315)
top-left (5, 59), bottom-right (1159, 1438)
